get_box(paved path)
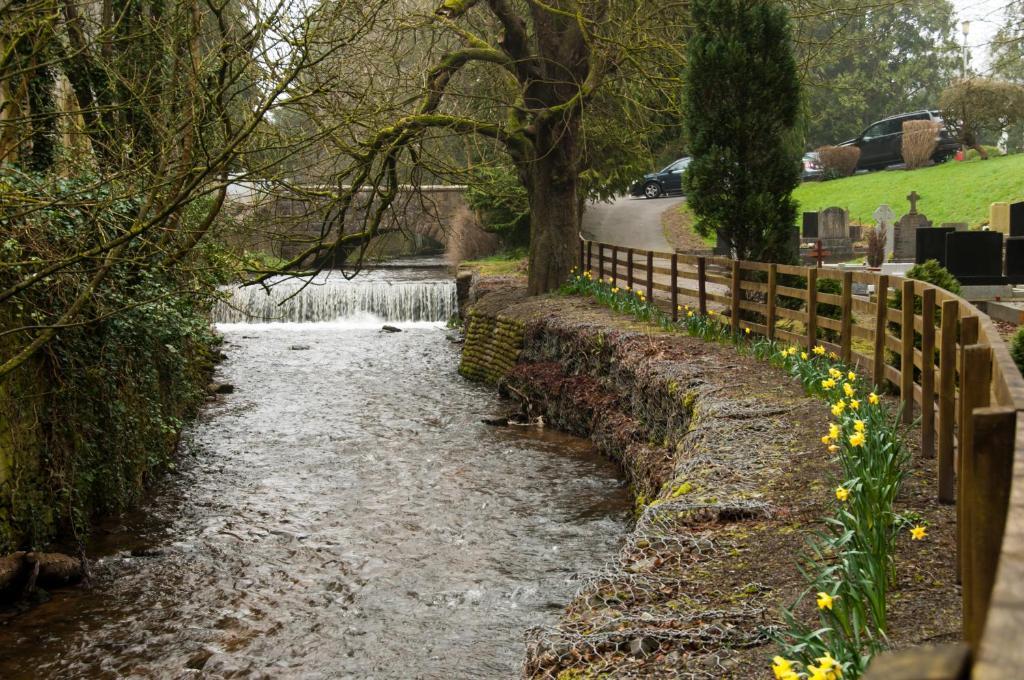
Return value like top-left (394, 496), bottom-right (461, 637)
top-left (581, 195), bottom-right (684, 253)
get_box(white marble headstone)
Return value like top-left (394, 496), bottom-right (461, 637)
top-left (873, 204), bottom-right (895, 262)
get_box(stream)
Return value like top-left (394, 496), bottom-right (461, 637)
top-left (0, 264), bottom-right (631, 679)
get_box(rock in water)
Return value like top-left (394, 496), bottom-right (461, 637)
top-left (28, 552), bottom-right (84, 587)
top-left (381, 325), bottom-right (402, 333)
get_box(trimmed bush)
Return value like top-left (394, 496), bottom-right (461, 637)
top-left (906, 259), bottom-right (962, 296)
top-left (1011, 327), bottom-right (1024, 377)
top-left (865, 226), bottom-right (886, 267)
top-left (901, 120), bottom-right (940, 169)
top-left (816, 145), bottom-right (861, 179)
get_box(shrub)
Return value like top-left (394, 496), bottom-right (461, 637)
top-left (901, 120), bottom-right (940, 169)
top-left (865, 226), bottom-right (886, 267)
top-left (816, 145), bottom-right (861, 179)
top-left (906, 259), bottom-right (962, 296)
top-left (1012, 327), bottom-right (1024, 377)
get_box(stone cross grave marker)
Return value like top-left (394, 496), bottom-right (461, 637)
top-left (873, 204), bottom-right (895, 262)
top-left (893, 191), bottom-right (931, 261)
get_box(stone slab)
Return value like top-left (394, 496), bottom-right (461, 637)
top-left (991, 202), bottom-right (1010, 234)
top-left (945, 231), bottom-right (1005, 285)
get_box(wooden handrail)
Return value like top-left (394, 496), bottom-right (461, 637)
top-left (578, 237), bottom-right (1024, 677)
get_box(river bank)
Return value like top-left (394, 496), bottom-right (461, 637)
top-left (460, 278), bottom-right (960, 678)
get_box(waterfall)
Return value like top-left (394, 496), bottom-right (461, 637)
top-left (213, 273), bottom-right (457, 324)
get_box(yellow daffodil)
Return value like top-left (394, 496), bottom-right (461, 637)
top-left (822, 435), bottom-right (832, 444)
top-left (816, 591), bottom-right (834, 610)
top-left (745, 327), bottom-right (751, 334)
top-left (611, 287), bottom-right (619, 294)
top-left (808, 666), bottom-right (836, 680)
top-left (828, 368), bottom-right (842, 379)
top-left (843, 382), bottom-right (855, 398)
top-left (687, 311), bottom-right (695, 318)
top-left (817, 653), bottom-right (843, 677)
top-left (836, 487), bottom-right (849, 501)
top-left (813, 345), bottom-right (826, 355)
top-left (828, 351), bottom-right (838, 360)
top-left (822, 378), bottom-right (836, 389)
top-left (853, 419), bottom-right (865, 433)
top-left (829, 423), bottom-right (840, 440)
top-left (849, 399), bottom-right (860, 410)
top-left (772, 656), bottom-right (796, 680)
top-left (809, 653), bottom-right (843, 679)
top-left (709, 309), bottom-right (717, 316)
top-left (910, 525), bottom-right (927, 540)
top-left (831, 400), bottom-right (846, 416)
top-left (828, 444), bottom-right (839, 452)
top-left (801, 351), bottom-right (809, 360)
top-left (847, 371), bottom-right (856, 382)
top-left (849, 431), bottom-right (865, 447)
top-left (868, 392), bottom-right (879, 405)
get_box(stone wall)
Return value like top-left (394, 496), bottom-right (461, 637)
top-left (457, 311), bottom-right (525, 384)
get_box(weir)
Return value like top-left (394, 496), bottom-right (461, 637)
top-left (213, 271), bottom-right (458, 324)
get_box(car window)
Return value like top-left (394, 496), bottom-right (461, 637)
top-left (863, 120), bottom-right (899, 139)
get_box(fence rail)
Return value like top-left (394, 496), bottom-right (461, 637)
top-left (579, 237), bottom-right (1024, 678)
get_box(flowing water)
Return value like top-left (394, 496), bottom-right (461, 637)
top-left (0, 265), bottom-right (630, 679)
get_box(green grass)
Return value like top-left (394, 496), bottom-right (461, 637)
top-left (460, 248), bottom-right (528, 276)
top-left (793, 154), bottom-right (1024, 228)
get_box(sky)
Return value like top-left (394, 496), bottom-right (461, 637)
top-left (952, 0), bottom-right (1014, 71)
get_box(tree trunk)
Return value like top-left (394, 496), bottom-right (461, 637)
top-left (525, 123), bottom-right (579, 295)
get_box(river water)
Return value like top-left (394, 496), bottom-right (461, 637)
top-left (0, 266), bottom-right (630, 679)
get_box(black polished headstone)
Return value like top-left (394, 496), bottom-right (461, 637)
top-left (1007, 237), bottom-right (1024, 284)
top-left (915, 227), bottom-right (955, 266)
top-left (802, 212), bottom-right (818, 239)
top-left (944, 231), bottom-right (1005, 285)
top-left (1010, 201), bottom-right (1024, 238)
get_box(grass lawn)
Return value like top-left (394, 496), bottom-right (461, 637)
top-left (459, 249), bottom-right (528, 276)
top-left (793, 154), bottom-right (1024, 227)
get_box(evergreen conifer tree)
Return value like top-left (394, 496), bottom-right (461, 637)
top-left (683, 0), bottom-right (802, 263)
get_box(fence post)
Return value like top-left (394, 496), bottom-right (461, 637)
top-left (627, 248), bottom-right (634, 291)
top-left (698, 257), bottom-right (708, 316)
top-left (872, 275), bottom-right (890, 390)
top-left (671, 254), bottom-right (679, 322)
top-left (767, 264), bottom-right (777, 341)
top-left (920, 288), bottom-right (937, 458)
top-left (959, 344), bottom-right (991, 646)
top-left (579, 238), bottom-right (584, 271)
top-left (841, 271), bottom-right (853, 363)
top-left (901, 280), bottom-right (916, 425)
top-left (730, 260), bottom-right (741, 334)
top-left (806, 267), bottom-right (818, 349)
top-left (938, 299), bottom-right (959, 504)
top-left (611, 246), bottom-right (618, 285)
top-left (958, 316), bottom-right (980, 456)
top-left (587, 241), bottom-right (593, 273)
top-left (965, 405), bottom-right (1015, 651)
top-left (646, 251), bottom-right (654, 301)
top-left (598, 243), bottom-right (605, 280)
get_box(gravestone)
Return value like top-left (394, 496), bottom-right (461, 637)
top-left (817, 207), bottom-right (853, 258)
top-left (849, 224), bottom-right (864, 242)
top-left (873, 204), bottom-right (895, 262)
top-left (1011, 202), bottom-right (1024, 237)
top-left (893, 191), bottom-right (932, 261)
top-left (1006, 237), bottom-right (1024, 284)
top-left (802, 212), bottom-right (819, 239)
top-left (990, 202), bottom-right (1010, 234)
top-left (945, 231), bottom-right (1005, 285)
top-left (915, 227), bottom-right (956, 267)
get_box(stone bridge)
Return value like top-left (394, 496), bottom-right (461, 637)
top-left (223, 184), bottom-right (498, 266)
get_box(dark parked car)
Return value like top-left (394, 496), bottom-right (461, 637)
top-left (630, 157), bottom-right (691, 198)
top-left (801, 152), bottom-right (824, 181)
top-left (842, 110), bottom-right (959, 171)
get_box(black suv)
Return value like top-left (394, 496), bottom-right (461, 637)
top-left (843, 111), bottom-right (959, 171)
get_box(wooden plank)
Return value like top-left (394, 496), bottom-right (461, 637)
top-left (740, 261), bottom-right (771, 272)
top-left (850, 324), bottom-right (874, 341)
top-left (731, 260), bottom-right (741, 334)
top-left (841, 271), bottom-right (853, 364)
top-left (706, 273), bottom-right (732, 288)
top-left (776, 328), bottom-right (803, 345)
top-left (775, 263), bottom-right (805, 276)
top-left (886, 306), bottom-right (903, 324)
top-left (671, 254), bottom-right (679, 322)
top-left (817, 291), bottom-right (842, 306)
top-left (766, 264), bottom-right (777, 341)
top-left (698, 257), bottom-right (707, 316)
top-left (850, 270), bottom-right (882, 285)
top-left (965, 406), bottom-right (1015, 650)
top-left (738, 299), bottom-right (767, 314)
top-left (646, 251), bottom-right (654, 301)
top-left (938, 299), bottom-right (959, 504)
top-left (873, 275), bottom-right (890, 390)
top-left (776, 306), bottom-right (805, 322)
top-left (817, 316), bottom-right (842, 332)
top-left (959, 344), bottom-right (992, 645)
top-left (776, 285), bottom-right (808, 301)
top-left (806, 267), bottom-right (818, 349)
top-left (706, 291), bottom-right (732, 306)
top-left (852, 297), bottom-right (877, 315)
top-left (901, 279), bottom-right (916, 425)
top-left (921, 288), bottom-right (937, 458)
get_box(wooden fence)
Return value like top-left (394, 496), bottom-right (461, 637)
top-left (580, 237), bottom-right (1024, 678)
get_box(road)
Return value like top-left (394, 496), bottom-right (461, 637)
top-left (581, 195), bottom-right (685, 253)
